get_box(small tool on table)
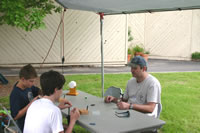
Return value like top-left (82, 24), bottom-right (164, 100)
top-left (79, 105), bottom-right (89, 115)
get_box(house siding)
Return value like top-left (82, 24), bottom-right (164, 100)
top-left (1, 9), bottom-right (200, 67)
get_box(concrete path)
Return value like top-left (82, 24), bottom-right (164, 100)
top-left (0, 59), bottom-right (200, 76)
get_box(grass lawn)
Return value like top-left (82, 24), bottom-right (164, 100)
top-left (1, 72), bottom-right (200, 132)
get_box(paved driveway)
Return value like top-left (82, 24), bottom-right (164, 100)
top-left (0, 59), bottom-right (200, 76)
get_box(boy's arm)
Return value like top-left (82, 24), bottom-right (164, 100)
top-left (59, 108), bottom-right (80, 133)
top-left (59, 118), bottom-right (78, 133)
top-left (14, 96), bottom-right (39, 120)
top-left (14, 102), bottom-right (31, 120)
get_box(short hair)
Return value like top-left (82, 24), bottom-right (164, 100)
top-left (40, 70), bottom-right (66, 96)
top-left (19, 64), bottom-right (37, 79)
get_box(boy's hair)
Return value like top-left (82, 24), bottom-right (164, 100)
top-left (40, 70), bottom-right (66, 96)
top-left (19, 64), bottom-right (37, 79)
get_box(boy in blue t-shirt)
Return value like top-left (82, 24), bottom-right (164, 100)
top-left (10, 64), bottom-right (40, 132)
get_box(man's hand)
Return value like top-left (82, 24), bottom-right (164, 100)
top-left (58, 98), bottom-right (72, 110)
top-left (104, 96), bottom-right (115, 103)
top-left (117, 102), bottom-right (130, 110)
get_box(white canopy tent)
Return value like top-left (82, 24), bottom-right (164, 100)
top-left (56, 0), bottom-right (200, 97)
top-left (56, 0), bottom-right (200, 14)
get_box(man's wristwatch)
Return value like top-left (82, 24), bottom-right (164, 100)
top-left (129, 103), bottom-right (134, 110)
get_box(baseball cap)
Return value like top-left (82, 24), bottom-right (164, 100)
top-left (128, 56), bottom-right (147, 68)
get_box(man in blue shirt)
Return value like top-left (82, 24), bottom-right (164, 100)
top-left (10, 64), bottom-right (40, 132)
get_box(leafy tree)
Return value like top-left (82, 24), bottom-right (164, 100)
top-left (0, 0), bottom-right (62, 31)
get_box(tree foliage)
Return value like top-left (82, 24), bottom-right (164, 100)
top-left (0, 0), bottom-right (62, 31)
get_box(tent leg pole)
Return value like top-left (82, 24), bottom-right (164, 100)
top-left (100, 13), bottom-right (104, 98)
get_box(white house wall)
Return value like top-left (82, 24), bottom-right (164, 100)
top-left (146, 10), bottom-right (192, 60)
top-left (191, 10), bottom-right (200, 53)
top-left (128, 14), bottom-right (145, 47)
top-left (0, 10), bottom-right (126, 66)
top-left (1, 10), bottom-right (200, 67)
top-left (128, 10), bottom-right (200, 60)
top-left (0, 12), bottom-right (61, 65)
top-left (62, 10), bottom-right (126, 66)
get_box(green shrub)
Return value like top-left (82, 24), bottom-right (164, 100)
top-left (128, 48), bottom-right (132, 54)
top-left (132, 45), bottom-right (144, 53)
top-left (144, 51), bottom-right (150, 54)
top-left (191, 52), bottom-right (200, 59)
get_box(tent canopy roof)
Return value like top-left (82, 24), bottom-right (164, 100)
top-left (56, 0), bottom-right (200, 15)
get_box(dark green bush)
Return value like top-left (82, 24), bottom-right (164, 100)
top-left (191, 52), bottom-right (200, 59)
top-left (132, 45), bottom-right (144, 53)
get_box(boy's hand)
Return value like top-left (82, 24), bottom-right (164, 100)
top-left (58, 98), bottom-right (72, 109)
top-left (70, 108), bottom-right (80, 122)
